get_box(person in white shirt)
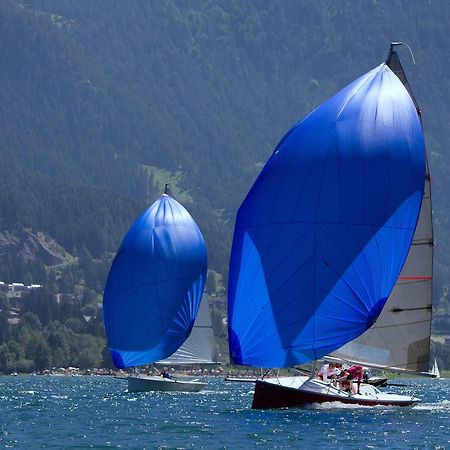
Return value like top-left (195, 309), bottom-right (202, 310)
top-left (317, 362), bottom-right (341, 383)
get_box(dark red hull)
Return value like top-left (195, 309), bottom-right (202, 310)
top-left (252, 380), bottom-right (418, 409)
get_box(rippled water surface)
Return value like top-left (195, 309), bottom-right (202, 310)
top-left (0, 376), bottom-right (449, 448)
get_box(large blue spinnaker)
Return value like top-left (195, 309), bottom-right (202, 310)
top-left (228, 63), bottom-right (425, 368)
top-left (103, 194), bottom-right (207, 369)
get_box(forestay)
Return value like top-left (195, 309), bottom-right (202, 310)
top-left (103, 194), bottom-right (207, 369)
top-left (228, 62), bottom-right (426, 368)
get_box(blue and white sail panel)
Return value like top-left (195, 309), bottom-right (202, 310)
top-left (103, 194), bottom-right (207, 369)
top-left (158, 297), bottom-right (217, 365)
top-left (228, 64), bottom-right (425, 368)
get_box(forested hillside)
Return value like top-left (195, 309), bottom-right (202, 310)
top-left (1, 0), bottom-right (449, 371)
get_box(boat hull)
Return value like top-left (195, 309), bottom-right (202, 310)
top-left (252, 377), bottom-right (420, 409)
top-left (225, 376), bottom-right (258, 383)
top-left (127, 376), bottom-right (206, 393)
top-left (367, 377), bottom-right (388, 387)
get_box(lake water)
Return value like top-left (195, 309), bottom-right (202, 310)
top-left (0, 375), bottom-right (449, 449)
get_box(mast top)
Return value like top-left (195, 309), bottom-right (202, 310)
top-left (388, 42), bottom-right (415, 65)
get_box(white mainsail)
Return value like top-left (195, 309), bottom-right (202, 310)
top-left (158, 298), bottom-right (217, 365)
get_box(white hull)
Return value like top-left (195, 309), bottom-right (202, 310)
top-left (127, 375), bottom-right (206, 393)
top-left (252, 376), bottom-right (420, 409)
top-left (225, 376), bottom-right (258, 383)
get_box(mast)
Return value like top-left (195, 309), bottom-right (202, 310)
top-left (164, 183), bottom-right (175, 198)
top-left (331, 44), bottom-right (434, 374)
top-left (388, 43), bottom-right (435, 373)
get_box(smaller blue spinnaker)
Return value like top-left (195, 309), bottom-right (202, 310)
top-left (103, 194), bottom-right (207, 369)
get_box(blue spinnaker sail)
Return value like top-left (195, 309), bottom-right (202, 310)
top-left (103, 194), bottom-right (207, 369)
top-left (228, 63), bottom-right (425, 368)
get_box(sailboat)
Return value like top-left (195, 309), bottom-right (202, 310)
top-left (228, 43), bottom-right (432, 408)
top-left (329, 44), bottom-right (434, 378)
top-left (103, 188), bottom-right (215, 392)
top-left (128, 294), bottom-right (217, 392)
top-left (431, 358), bottom-right (441, 379)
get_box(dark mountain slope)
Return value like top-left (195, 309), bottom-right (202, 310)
top-left (1, 0), bottom-right (450, 300)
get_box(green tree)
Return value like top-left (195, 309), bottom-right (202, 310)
top-left (46, 325), bottom-right (71, 367)
top-left (0, 298), bottom-right (11, 344)
top-left (65, 318), bottom-right (85, 334)
top-left (26, 335), bottom-right (51, 371)
top-left (0, 344), bottom-right (10, 373)
top-left (21, 312), bottom-right (42, 330)
top-left (7, 340), bottom-right (25, 361)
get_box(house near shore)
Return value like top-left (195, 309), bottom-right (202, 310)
top-left (0, 281), bottom-right (43, 301)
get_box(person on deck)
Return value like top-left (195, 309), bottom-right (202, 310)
top-left (317, 362), bottom-right (340, 383)
top-left (337, 365), bottom-right (364, 394)
top-left (161, 370), bottom-right (173, 380)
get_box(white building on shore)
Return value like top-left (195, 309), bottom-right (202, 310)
top-left (0, 281), bottom-right (43, 300)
